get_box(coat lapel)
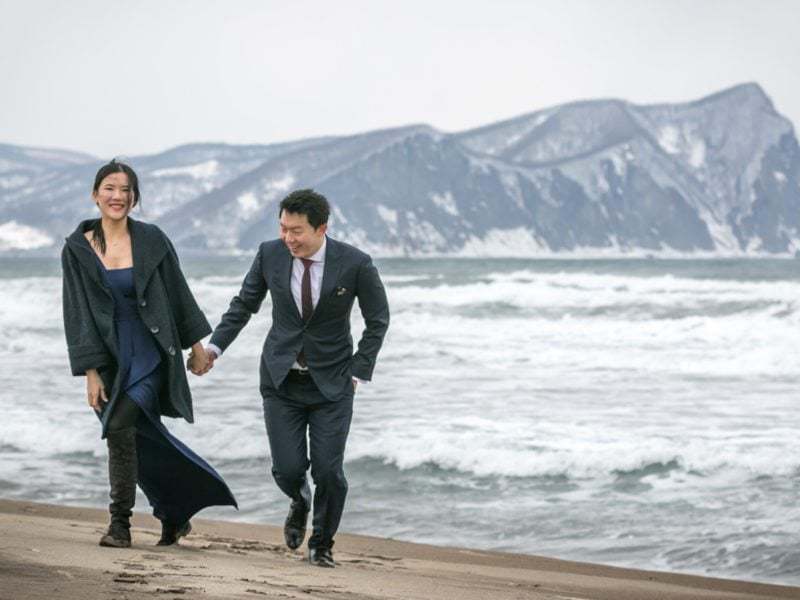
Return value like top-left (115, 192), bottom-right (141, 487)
top-left (310, 236), bottom-right (341, 322)
top-left (129, 218), bottom-right (169, 295)
top-left (66, 218), bottom-right (169, 296)
top-left (64, 220), bottom-right (111, 296)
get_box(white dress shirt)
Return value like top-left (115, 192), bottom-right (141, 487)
top-left (290, 236), bottom-right (326, 323)
top-left (288, 237), bottom-right (326, 369)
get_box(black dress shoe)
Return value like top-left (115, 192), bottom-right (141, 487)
top-left (284, 499), bottom-right (309, 550)
top-left (156, 520), bottom-right (192, 546)
top-left (308, 547), bottom-right (335, 568)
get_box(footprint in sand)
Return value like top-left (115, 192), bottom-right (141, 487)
top-left (112, 571), bottom-right (150, 585)
top-left (154, 585), bottom-right (203, 595)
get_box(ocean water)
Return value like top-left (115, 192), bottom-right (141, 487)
top-left (1, 255), bottom-right (800, 585)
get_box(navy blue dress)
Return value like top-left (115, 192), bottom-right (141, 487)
top-left (99, 260), bottom-right (236, 524)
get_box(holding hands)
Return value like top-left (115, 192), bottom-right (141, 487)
top-left (187, 343), bottom-right (217, 376)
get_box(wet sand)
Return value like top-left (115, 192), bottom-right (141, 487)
top-left (0, 499), bottom-right (797, 600)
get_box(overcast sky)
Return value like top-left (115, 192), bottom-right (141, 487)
top-left (2, 0), bottom-right (798, 158)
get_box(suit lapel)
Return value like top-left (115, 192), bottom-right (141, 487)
top-left (277, 246), bottom-right (303, 322)
top-left (311, 236), bottom-right (341, 322)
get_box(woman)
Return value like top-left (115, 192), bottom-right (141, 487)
top-left (61, 159), bottom-right (236, 548)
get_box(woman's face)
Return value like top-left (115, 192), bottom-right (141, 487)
top-left (93, 172), bottom-right (133, 221)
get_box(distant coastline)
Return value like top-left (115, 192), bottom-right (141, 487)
top-left (3, 84), bottom-right (799, 258)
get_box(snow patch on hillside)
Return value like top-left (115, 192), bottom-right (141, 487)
top-left (689, 140), bottom-right (706, 168)
top-left (658, 126), bottom-right (680, 154)
top-left (703, 217), bottom-right (740, 252)
top-left (264, 174), bottom-right (294, 193)
top-left (0, 175), bottom-right (29, 190)
top-left (658, 125), bottom-right (707, 169)
top-left (152, 160), bottom-right (220, 179)
top-left (431, 191), bottom-right (459, 216)
top-left (0, 221), bottom-right (54, 250)
top-left (377, 205), bottom-right (398, 225)
top-left (237, 192), bottom-right (259, 218)
top-left (457, 227), bottom-right (547, 257)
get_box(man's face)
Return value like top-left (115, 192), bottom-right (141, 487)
top-left (280, 210), bottom-right (327, 258)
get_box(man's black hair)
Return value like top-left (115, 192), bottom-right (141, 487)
top-left (279, 189), bottom-right (330, 229)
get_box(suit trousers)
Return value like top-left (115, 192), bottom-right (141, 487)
top-left (261, 370), bottom-right (354, 550)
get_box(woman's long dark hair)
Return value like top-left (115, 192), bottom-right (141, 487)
top-left (91, 159), bottom-right (141, 255)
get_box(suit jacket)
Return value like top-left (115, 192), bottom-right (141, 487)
top-left (62, 218), bottom-right (212, 436)
top-left (209, 236), bottom-right (390, 401)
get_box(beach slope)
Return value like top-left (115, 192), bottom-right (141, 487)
top-left (0, 499), bottom-right (796, 600)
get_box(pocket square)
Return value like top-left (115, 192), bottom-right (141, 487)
top-left (336, 287), bottom-right (347, 296)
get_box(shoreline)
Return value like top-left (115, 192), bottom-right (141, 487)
top-left (1, 498), bottom-right (797, 600)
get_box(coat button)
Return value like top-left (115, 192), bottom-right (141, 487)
top-left (168, 346), bottom-right (176, 356)
top-left (150, 326), bottom-right (160, 334)
top-left (140, 299), bottom-right (147, 307)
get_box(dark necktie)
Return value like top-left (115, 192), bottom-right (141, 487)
top-left (297, 258), bottom-right (314, 367)
top-left (301, 258), bottom-right (314, 322)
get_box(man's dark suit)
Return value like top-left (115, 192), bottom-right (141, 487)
top-left (209, 236), bottom-right (389, 549)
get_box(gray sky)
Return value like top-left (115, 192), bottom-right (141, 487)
top-left (2, 0), bottom-right (798, 158)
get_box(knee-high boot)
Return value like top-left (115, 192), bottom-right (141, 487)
top-left (100, 426), bottom-right (137, 548)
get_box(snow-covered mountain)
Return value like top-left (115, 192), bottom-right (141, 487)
top-left (2, 83), bottom-right (798, 256)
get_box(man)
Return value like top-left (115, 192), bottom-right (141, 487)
top-left (201, 189), bottom-right (389, 567)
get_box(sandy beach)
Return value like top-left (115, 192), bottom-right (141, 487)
top-left (0, 499), bottom-right (797, 600)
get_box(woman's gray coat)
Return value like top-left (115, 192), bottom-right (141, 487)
top-left (61, 218), bottom-right (211, 436)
